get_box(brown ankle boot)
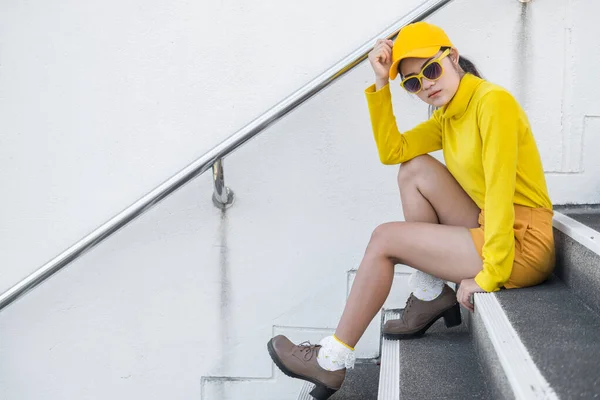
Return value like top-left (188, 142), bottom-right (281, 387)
top-left (267, 335), bottom-right (345, 400)
top-left (383, 284), bottom-right (462, 339)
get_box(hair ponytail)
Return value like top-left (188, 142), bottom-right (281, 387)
top-left (438, 46), bottom-right (482, 78)
top-left (458, 56), bottom-right (482, 78)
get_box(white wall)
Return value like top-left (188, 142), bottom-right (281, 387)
top-left (2, 0), bottom-right (600, 399)
top-left (0, 0), bottom-right (422, 294)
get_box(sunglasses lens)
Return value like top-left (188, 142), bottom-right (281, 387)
top-left (423, 62), bottom-right (443, 80)
top-left (403, 77), bottom-right (421, 93)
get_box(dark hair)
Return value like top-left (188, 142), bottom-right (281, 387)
top-left (458, 57), bottom-right (481, 77)
top-left (439, 46), bottom-right (482, 78)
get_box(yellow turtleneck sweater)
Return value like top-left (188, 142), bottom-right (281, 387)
top-left (364, 73), bottom-right (552, 292)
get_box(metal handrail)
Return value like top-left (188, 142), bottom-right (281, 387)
top-left (212, 159), bottom-right (234, 209)
top-left (0, 0), bottom-right (452, 311)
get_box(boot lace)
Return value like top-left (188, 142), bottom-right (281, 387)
top-left (297, 341), bottom-right (355, 369)
top-left (297, 341), bottom-right (320, 361)
top-left (402, 295), bottom-right (415, 321)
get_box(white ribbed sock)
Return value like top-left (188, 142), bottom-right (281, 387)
top-left (409, 271), bottom-right (445, 301)
top-left (316, 335), bottom-right (355, 371)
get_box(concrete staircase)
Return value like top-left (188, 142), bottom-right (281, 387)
top-left (201, 267), bottom-right (414, 399)
top-left (203, 208), bottom-right (600, 399)
top-left (376, 209), bottom-right (600, 400)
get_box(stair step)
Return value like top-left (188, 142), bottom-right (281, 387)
top-left (334, 363), bottom-right (380, 400)
top-left (553, 210), bottom-right (600, 313)
top-left (378, 310), bottom-right (401, 400)
top-left (297, 363), bottom-right (380, 400)
top-left (472, 291), bottom-right (557, 399)
top-left (555, 204), bottom-right (600, 232)
top-left (398, 309), bottom-right (490, 399)
top-left (497, 277), bottom-right (600, 398)
top-left (473, 277), bottom-right (600, 399)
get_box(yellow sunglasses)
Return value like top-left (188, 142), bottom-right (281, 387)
top-left (400, 49), bottom-right (451, 94)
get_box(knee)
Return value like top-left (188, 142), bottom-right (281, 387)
top-left (366, 223), bottom-right (399, 258)
top-left (397, 155), bottom-right (435, 188)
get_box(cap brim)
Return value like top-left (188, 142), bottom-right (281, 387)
top-left (388, 46), bottom-right (442, 80)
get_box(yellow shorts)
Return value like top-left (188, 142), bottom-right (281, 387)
top-left (469, 204), bottom-right (556, 289)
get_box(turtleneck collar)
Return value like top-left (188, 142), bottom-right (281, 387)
top-left (440, 73), bottom-right (484, 119)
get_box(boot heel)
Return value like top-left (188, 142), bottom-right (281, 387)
top-left (309, 384), bottom-right (337, 400)
top-left (442, 303), bottom-right (462, 328)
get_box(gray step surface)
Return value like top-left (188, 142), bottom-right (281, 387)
top-left (554, 227), bottom-right (600, 314)
top-left (332, 363), bottom-right (380, 400)
top-left (553, 206), bottom-right (600, 313)
top-left (494, 277), bottom-right (600, 399)
top-left (299, 362), bottom-right (380, 400)
top-left (470, 304), bottom-right (513, 399)
top-left (555, 204), bottom-right (600, 232)
top-left (397, 309), bottom-right (490, 399)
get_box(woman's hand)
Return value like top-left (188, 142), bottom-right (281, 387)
top-left (368, 39), bottom-right (394, 87)
top-left (456, 279), bottom-right (486, 312)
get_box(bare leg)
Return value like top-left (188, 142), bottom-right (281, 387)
top-left (399, 155), bottom-right (480, 226)
top-left (335, 155), bottom-right (481, 347)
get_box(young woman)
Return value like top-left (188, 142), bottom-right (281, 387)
top-left (267, 21), bottom-right (555, 399)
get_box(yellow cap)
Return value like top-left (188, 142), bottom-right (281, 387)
top-left (389, 22), bottom-right (453, 80)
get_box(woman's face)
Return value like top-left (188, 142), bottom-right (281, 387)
top-left (399, 48), bottom-right (462, 108)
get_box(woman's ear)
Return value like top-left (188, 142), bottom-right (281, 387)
top-left (451, 48), bottom-right (460, 65)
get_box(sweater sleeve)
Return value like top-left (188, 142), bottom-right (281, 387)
top-left (365, 83), bottom-right (442, 165)
top-left (474, 90), bottom-right (520, 292)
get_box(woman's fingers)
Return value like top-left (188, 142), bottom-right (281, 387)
top-left (378, 49), bottom-right (389, 64)
top-left (457, 285), bottom-right (474, 312)
top-left (373, 46), bottom-right (390, 64)
top-left (383, 47), bottom-right (391, 61)
top-left (369, 38), bottom-right (394, 79)
top-left (464, 298), bottom-right (474, 313)
top-left (375, 39), bottom-right (393, 51)
top-left (377, 45), bottom-right (392, 64)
